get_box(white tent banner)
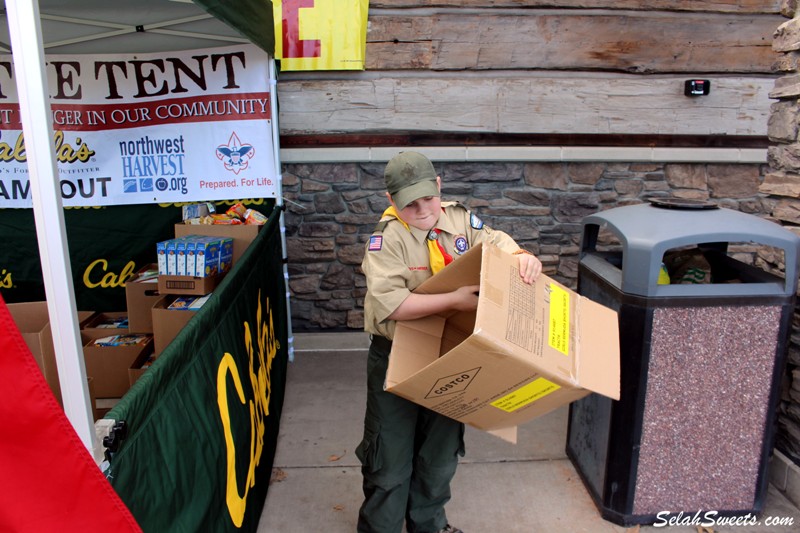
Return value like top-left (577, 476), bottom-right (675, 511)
top-left (0, 43), bottom-right (278, 207)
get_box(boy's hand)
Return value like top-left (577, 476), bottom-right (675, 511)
top-left (452, 284), bottom-right (480, 312)
top-left (517, 253), bottom-right (542, 285)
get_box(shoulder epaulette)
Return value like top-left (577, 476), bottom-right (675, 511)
top-left (374, 219), bottom-right (390, 233)
top-left (445, 202), bottom-right (483, 228)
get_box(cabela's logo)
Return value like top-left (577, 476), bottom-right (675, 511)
top-left (0, 268), bottom-right (12, 289)
top-left (215, 132), bottom-right (254, 175)
top-left (0, 130), bottom-right (95, 164)
top-left (217, 290), bottom-right (279, 527)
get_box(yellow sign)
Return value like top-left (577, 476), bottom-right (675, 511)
top-left (548, 283), bottom-right (570, 355)
top-left (491, 377), bottom-right (561, 413)
top-left (273, 0), bottom-right (369, 71)
top-left (217, 291), bottom-right (279, 527)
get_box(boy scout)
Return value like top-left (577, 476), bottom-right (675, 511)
top-left (357, 151), bottom-right (542, 533)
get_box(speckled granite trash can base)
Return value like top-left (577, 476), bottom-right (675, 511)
top-left (632, 304), bottom-right (780, 514)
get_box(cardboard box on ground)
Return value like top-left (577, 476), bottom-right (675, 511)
top-left (82, 332), bottom-right (153, 399)
top-left (386, 243), bottom-right (621, 444)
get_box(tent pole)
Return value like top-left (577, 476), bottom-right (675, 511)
top-left (5, 0), bottom-right (96, 452)
top-left (270, 58), bottom-right (294, 363)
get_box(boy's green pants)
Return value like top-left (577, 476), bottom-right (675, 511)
top-left (356, 335), bottom-right (465, 533)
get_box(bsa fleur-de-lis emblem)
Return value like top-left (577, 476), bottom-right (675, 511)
top-left (216, 132), bottom-right (255, 174)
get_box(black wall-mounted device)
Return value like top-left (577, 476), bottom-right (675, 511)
top-left (684, 79), bottom-right (710, 96)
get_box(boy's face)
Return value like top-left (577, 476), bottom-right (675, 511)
top-left (387, 177), bottom-right (442, 230)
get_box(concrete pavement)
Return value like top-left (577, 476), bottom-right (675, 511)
top-left (258, 332), bottom-right (800, 532)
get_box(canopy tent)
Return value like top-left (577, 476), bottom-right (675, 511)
top-left (0, 0), bottom-right (274, 56)
top-left (0, 0), bottom-right (286, 458)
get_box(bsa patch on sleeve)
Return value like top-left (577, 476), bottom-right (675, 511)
top-left (470, 213), bottom-right (484, 230)
top-left (368, 235), bottom-right (383, 251)
top-left (454, 235), bottom-right (469, 255)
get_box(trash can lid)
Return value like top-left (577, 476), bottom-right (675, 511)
top-left (581, 201), bottom-right (800, 297)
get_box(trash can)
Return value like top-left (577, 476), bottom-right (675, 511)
top-left (566, 198), bottom-right (800, 526)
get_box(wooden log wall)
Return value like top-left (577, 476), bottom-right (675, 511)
top-left (276, 0), bottom-right (783, 144)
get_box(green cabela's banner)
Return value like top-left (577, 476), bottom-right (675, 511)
top-left (104, 208), bottom-right (288, 532)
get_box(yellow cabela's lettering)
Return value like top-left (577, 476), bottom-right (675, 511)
top-left (83, 259), bottom-right (137, 288)
top-left (0, 132), bottom-right (26, 162)
top-left (0, 131), bottom-right (95, 164)
top-left (216, 198), bottom-right (267, 206)
top-left (53, 131), bottom-right (95, 163)
top-left (0, 268), bottom-right (12, 289)
top-left (217, 290), bottom-right (279, 527)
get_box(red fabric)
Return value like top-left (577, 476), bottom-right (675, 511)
top-left (0, 295), bottom-right (141, 533)
top-left (433, 228), bottom-right (453, 266)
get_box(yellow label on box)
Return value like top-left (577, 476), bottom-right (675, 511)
top-left (491, 377), bottom-right (561, 413)
top-left (548, 283), bottom-right (570, 355)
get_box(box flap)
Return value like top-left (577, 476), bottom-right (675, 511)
top-left (487, 426), bottom-right (518, 444)
top-left (414, 243), bottom-right (483, 295)
top-left (575, 297), bottom-right (620, 400)
top-left (386, 316), bottom-right (447, 388)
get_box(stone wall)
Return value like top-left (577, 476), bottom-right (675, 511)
top-left (282, 160), bottom-right (770, 331)
top-left (769, 0), bottom-right (800, 467)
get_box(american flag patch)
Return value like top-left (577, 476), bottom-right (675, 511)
top-left (368, 235), bottom-right (383, 251)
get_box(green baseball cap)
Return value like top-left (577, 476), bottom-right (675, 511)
top-left (384, 151), bottom-right (440, 210)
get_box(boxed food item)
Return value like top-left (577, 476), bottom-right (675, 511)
top-left (156, 240), bottom-right (168, 275)
top-left (82, 332), bottom-right (154, 398)
top-left (175, 222), bottom-right (261, 266)
top-left (176, 239), bottom-right (189, 276)
top-left (81, 312), bottom-right (130, 340)
top-left (194, 236), bottom-right (224, 277)
top-left (125, 264), bottom-right (160, 333)
top-left (166, 239), bottom-right (178, 275)
top-left (386, 243), bottom-right (620, 443)
top-left (182, 202), bottom-right (214, 221)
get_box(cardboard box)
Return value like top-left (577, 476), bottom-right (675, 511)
top-left (128, 350), bottom-right (156, 387)
top-left (175, 222), bottom-right (261, 266)
top-left (151, 295), bottom-right (198, 355)
top-left (125, 264), bottom-right (160, 333)
top-left (7, 302), bottom-right (95, 405)
top-left (81, 311), bottom-right (130, 340)
top-left (87, 376), bottom-right (100, 421)
top-left (82, 332), bottom-right (154, 398)
top-left (386, 243), bottom-right (620, 443)
top-left (157, 272), bottom-right (224, 296)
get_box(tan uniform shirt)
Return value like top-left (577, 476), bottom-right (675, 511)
top-left (362, 201), bottom-right (521, 339)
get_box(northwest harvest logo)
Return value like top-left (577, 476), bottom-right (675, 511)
top-left (216, 132), bottom-right (255, 175)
